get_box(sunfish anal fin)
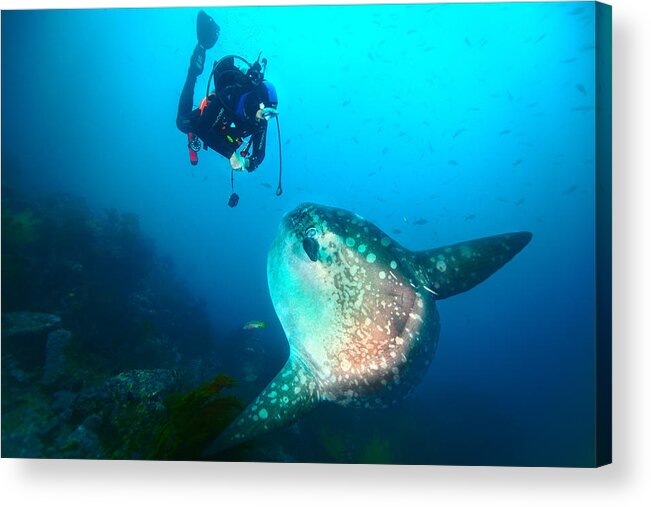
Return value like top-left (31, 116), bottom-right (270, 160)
top-left (203, 353), bottom-right (322, 456)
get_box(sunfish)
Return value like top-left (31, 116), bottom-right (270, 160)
top-left (205, 203), bottom-right (531, 454)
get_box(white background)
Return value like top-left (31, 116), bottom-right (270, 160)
top-left (1, 0), bottom-right (649, 505)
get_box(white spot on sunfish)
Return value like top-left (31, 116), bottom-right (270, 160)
top-left (409, 312), bottom-right (424, 322)
top-left (366, 252), bottom-right (377, 263)
top-left (379, 271), bottom-right (386, 279)
top-left (259, 408), bottom-right (268, 419)
top-left (345, 237), bottom-right (356, 247)
top-left (390, 260), bottom-right (397, 269)
top-left (381, 237), bottom-right (391, 247)
top-left (358, 244), bottom-right (367, 254)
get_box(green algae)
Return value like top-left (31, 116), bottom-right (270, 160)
top-left (149, 374), bottom-right (243, 460)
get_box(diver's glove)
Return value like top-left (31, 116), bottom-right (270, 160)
top-left (230, 152), bottom-right (250, 172)
top-left (260, 107), bottom-right (279, 121)
top-left (188, 43), bottom-right (206, 77)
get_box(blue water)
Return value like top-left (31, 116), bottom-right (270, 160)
top-left (2, 2), bottom-right (598, 466)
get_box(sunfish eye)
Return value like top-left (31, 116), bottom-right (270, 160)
top-left (302, 237), bottom-right (319, 262)
top-left (305, 227), bottom-right (317, 238)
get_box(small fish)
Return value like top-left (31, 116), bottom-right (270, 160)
top-left (534, 33), bottom-right (547, 44)
top-left (464, 214), bottom-right (476, 221)
top-left (515, 198), bottom-right (526, 206)
top-left (465, 37), bottom-right (473, 47)
top-left (507, 90), bottom-right (513, 101)
top-left (560, 58), bottom-right (576, 64)
top-left (243, 320), bottom-right (267, 330)
top-left (513, 158), bottom-right (523, 167)
top-left (562, 184), bottom-right (578, 195)
top-left (381, 147), bottom-right (389, 155)
top-left (391, 228), bottom-right (402, 234)
top-left (453, 128), bottom-right (466, 139)
top-left (352, 137), bottom-right (359, 144)
top-left (575, 84), bottom-right (587, 95)
top-left (572, 105), bottom-right (594, 112)
top-left (342, 100), bottom-right (351, 107)
top-left (448, 160), bottom-right (458, 166)
top-left (260, 182), bottom-right (272, 189)
top-left (499, 129), bottom-right (511, 136)
top-left (569, 6), bottom-right (584, 15)
top-left (413, 218), bottom-right (428, 225)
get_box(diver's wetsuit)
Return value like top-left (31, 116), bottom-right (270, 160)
top-left (176, 60), bottom-right (268, 171)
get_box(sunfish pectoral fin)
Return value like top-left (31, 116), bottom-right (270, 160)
top-left (202, 354), bottom-right (322, 456)
top-left (415, 231), bottom-right (532, 300)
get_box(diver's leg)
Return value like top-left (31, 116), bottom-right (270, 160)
top-left (176, 45), bottom-right (205, 133)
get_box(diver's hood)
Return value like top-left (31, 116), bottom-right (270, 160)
top-left (236, 81), bottom-right (278, 122)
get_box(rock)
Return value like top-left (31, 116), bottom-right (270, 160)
top-left (2, 312), bottom-right (62, 371)
top-left (59, 422), bottom-right (103, 459)
top-left (2, 312), bottom-right (61, 339)
top-left (72, 369), bottom-right (179, 459)
top-left (2, 354), bottom-right (36, 384)
top-left (1, 432), bottom-right (45, 458)
top-left (0, 386), bottom-right (53, 458)
top-left (43, 329), bottom-right (73, 385)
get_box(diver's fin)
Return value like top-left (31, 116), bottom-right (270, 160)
top-left (196, 10), bottom-right (219, 50)
top-left (202, 354), bottom-right (322, 456)
top-left (414, 232), bottom-right (532, 300)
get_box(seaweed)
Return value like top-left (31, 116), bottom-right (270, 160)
top-left (149, 374), bottom-right (244, 460)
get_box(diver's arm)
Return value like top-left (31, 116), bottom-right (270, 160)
top-left (247, 122), bottom-right (268, 171)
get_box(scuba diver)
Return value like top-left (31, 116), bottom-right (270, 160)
top-left (176, 11), bottom-right (282, 207)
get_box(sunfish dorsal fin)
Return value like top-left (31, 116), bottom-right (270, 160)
top-left (203, 354), bottom-right (322, 455)
top-left (414, 231), bottom-right (532, 300)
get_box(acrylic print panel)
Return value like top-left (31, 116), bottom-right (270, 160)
top-left (1, 2), bottom-right (611, 466)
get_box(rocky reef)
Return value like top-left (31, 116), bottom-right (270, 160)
top-left (1, 189), bottom-right (241, 459)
